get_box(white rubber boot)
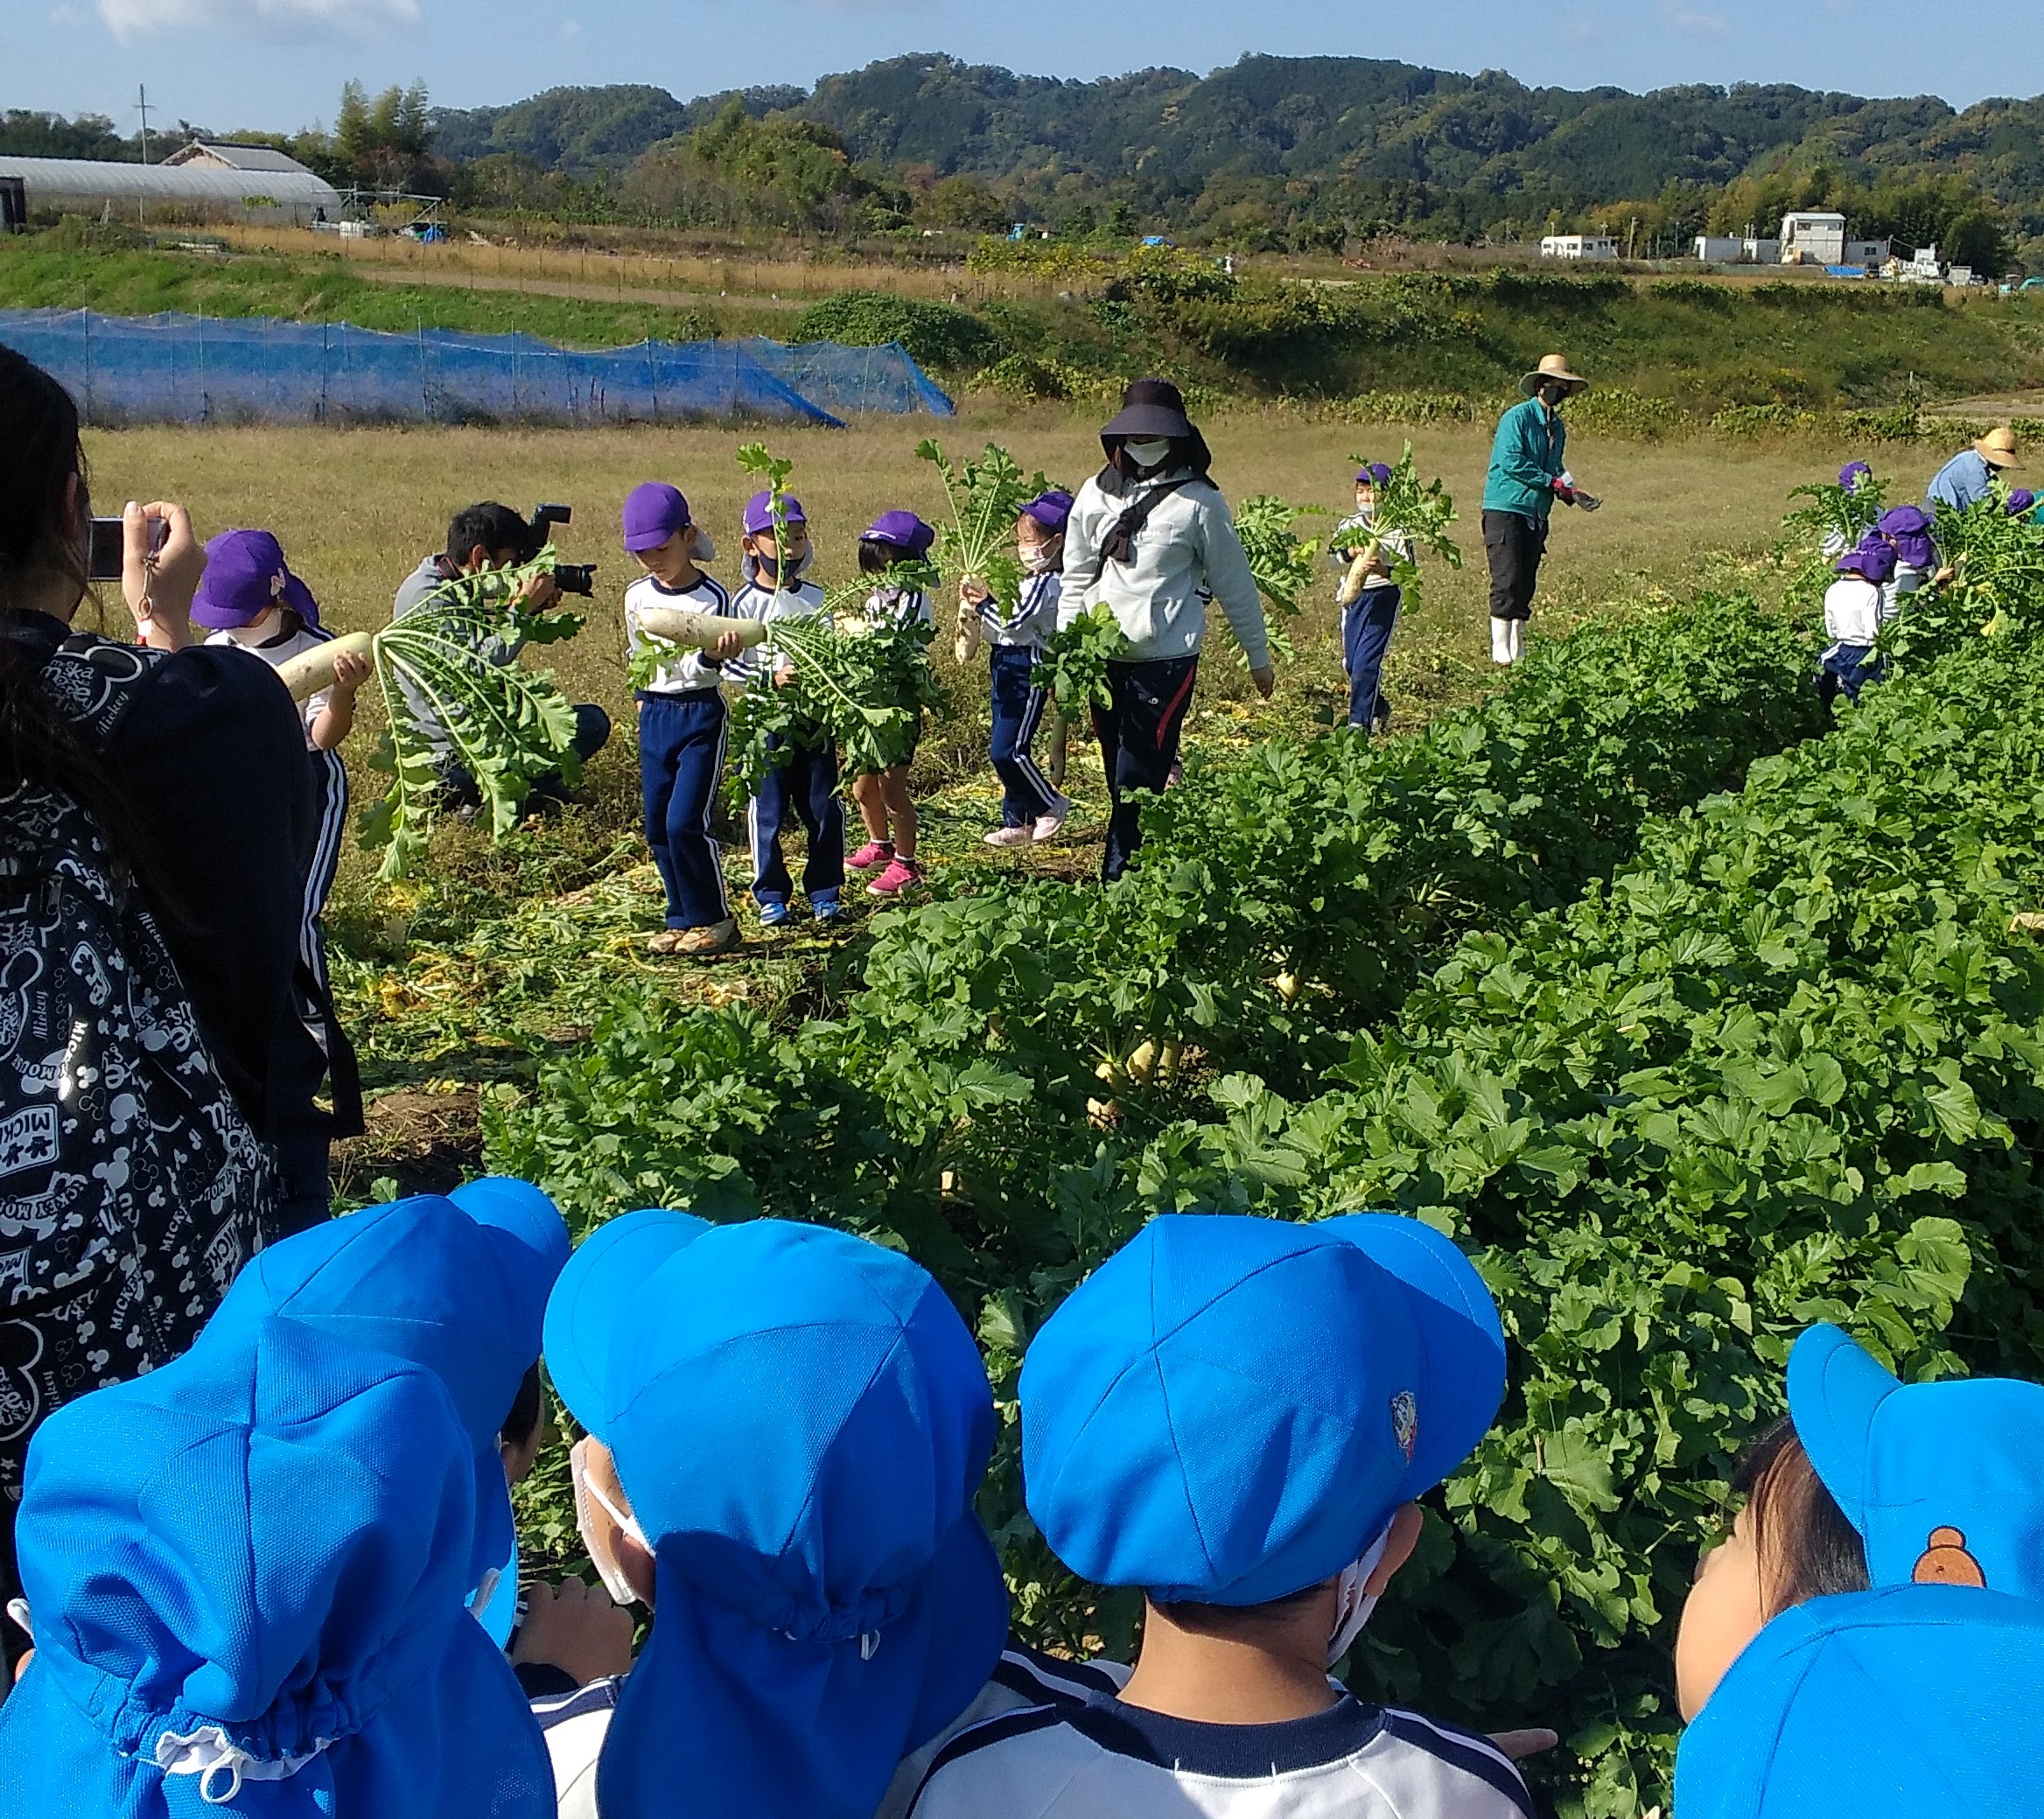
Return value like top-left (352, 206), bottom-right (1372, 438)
top-left (1490, 617), bottom-right (1515, 665)
top-left (1507, 619), bottom-right (1524, 664)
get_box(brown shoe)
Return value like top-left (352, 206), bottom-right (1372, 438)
top-left (672, 918), bottom-right (740, 957)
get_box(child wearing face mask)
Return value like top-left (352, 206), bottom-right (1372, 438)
top-left (958, 490), bottom-right (1074, 847)
top-left (730, 489), bottom-right (844, 927)
top-left (848, 511), bottom-right (937, 897)
top-left (526, 1212), bottom-right (1018, 1819)
top-left (1329, 462), bottom-right (1413, 733)
top-left (906, 1211), bottom-right (1535, 1819)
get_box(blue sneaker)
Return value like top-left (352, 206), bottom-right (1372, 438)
top-left (813, 895), bottom-right (844, 926)
top-left (757, 899), bottom-right (790, 928)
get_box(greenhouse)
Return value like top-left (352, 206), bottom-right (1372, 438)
top-left (0, 151), bottom-right (340, 227)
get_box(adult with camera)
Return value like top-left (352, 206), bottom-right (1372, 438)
top-left (394, 501), bottom-right (612, 808)
top-left (1481, 353), bottom-right (1600, 666)
top-left (0, 346), bottom-right (342, 1675)
top-left (1061, 378), bottom-right (1272, 883)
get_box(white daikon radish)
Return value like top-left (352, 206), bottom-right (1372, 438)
top-left (276, 631), bottom-right (374, 703)
top-left (637, 605), bottom-right (769, 651)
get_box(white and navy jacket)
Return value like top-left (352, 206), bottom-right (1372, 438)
top-left (973, 570), bottom-right (1062, 653)
top-left (1822, 574), bottom-right (1897, 651)
top-left (1060, 467), bottom-right (1270, 670)
top-left (623, 570), bottom-right (733, 696)
top-left (864, 583), bottom-right (934, 631)
top-left (528, 1645), bottom-right (1129, 1819)
top-left (726, 556), bottom-right (828, 689)
top-left (206, 617), bottom-right (338, 748)
top-left (905, 1690), bottom-right (1536, 1819)
top-left (1329, 511), bottom-right (1414, 599)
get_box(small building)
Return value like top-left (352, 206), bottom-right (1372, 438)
top-left (0, 143), bottom-right (340, 227)
top-left (1696, 234), bottom-right (1782, 264)
top-left (1781, 211), bottom-right (1848, 265)
top-left (1541, 234), bottom-right (1618, 262)
top-left (1844, 237), bottom-right (1892, 267)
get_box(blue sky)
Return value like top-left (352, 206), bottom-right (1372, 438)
top-left (10, 0), bottom-right (2040, 138)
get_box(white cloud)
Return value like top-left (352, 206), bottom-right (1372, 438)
top-left (97, 0), bottom-right (421, 40)
top-left (1660, 2), bottom-right (1728, 31)
top-left (559, 15), bottom-right (581, 35)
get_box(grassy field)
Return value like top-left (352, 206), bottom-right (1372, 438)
top-left (75, 405), bottom-right (1882, 1190)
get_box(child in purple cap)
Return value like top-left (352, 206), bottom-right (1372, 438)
top-left (1328, 464), bottom-right (1410, 733)
top-left (192, 528), bottom-right (368, 1057)
top-left (846, 512), bottom-right (937, 897)
top-left (620, 482), bottom-right (742, 959)
top-left (731, 490), bottom-right (843, 927)
top-left (1818, 536), bottom-right (1898, 706)
top-left (959, 492), bottom-right (1074, 847)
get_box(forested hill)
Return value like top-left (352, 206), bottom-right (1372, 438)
top-left (430, 54), bottom-right (2044, 209)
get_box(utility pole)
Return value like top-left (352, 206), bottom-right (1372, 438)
top-left (137, 85), bottom-right (151, 164)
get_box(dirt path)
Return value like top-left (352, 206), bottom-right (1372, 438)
top-left (351, 264), bottom-right (809, 312)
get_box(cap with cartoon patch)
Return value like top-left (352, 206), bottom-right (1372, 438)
top-left (1788, 1323), bottom-right (2044, 1599)
top-left (1019, 1212), bottom-right (1505, 1606)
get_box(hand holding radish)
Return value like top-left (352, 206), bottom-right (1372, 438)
top-left (329, 648), bottom-right (372, 695)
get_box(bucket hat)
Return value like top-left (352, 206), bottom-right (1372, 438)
top-left (1022, 1212), bottom-right (1505, 1606)
top-left (1788, 1322), bottom-right (2044, 1599)
top-left (1673, 1583), bottom-right (2044, 1819)
top-left (0, 1315), bottom-right (555, 1819)
top-left (543, 1213), bottom-right (1008, 1819)
top-left (1101, 376), bottom-right (1195, 441)
top-left (204, 1183), bottom-right (570, 1603)
top-left (1520, 353), bottom-right (1591, 397)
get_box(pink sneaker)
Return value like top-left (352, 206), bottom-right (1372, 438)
top-left (866, 856), bottom-right (924, 897)
top-left (1032, 794), bottom-right (1072, 843)
top-left (983, 826), bottom-right (1034, 848)
top-left (847, 839), bottom-right (894, 871)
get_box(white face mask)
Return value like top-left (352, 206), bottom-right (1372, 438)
top-left (1124, 438), bottom-right (1173, 471)
top-left (571, 1437), bottom-right (650, 1608)
top-left (1326, 1527), bottom-right (1391, 1668)
top-left (1019, 541), bottom-right (1059, 574)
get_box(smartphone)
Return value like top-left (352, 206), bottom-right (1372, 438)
top-left (87, 514), bottom-right (167, 583)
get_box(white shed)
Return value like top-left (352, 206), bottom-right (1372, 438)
top-left (0, 150), bottom-right (340, 227)
top-left (1780, 212), bottom-right (1848, 265)
top-left (1541, 234), bottom-right (1619, 262)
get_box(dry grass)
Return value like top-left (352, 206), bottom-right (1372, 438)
top-left (77, 403), bottom-right (1880, 913)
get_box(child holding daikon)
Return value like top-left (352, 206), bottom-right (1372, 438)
top-left (957, 490), bottom-right (1073, 846)
top-left (191, 529), bottom-right (366, 1014)
top-left (1328, 463), bottom-right (1412, 732)
top-left (849, 512), bottom-right (936, 897)
top-left (620, 482), bottom-right (743, 959)
top-left (732, 489), bottom-right (844, 927)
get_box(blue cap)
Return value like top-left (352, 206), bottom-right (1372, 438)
top-left (545, 1214), bottom-right (1008, 1819)
top-left (0, 1316), bottom-right (554, 1819)
top-left (1355, 462), bottom-right (1393, 486)
top-left (1673, 1584), bottom-right (2044, 1819)
top-left (1021, 1212), bottom-right (1505, 1605)
top-left (1788, 1322), bottom-right (2044, 1598)
top-left (205, 1184), bottom-right (570, 1596)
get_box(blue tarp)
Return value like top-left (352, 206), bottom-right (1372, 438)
top-left (0, 309), bottom-right (957, 428)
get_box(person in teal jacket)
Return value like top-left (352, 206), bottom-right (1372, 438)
top-left (1481, 353), bottom-right (1600, 665)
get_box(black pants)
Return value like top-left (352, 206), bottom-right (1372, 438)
top-left (1092, 655), bottom-right (1199, 882)
top-left (439, 703), bottom-right (612, 808)
top-left (1483, 510), bottom-right (1549, 620)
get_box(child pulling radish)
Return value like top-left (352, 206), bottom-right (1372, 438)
top-left (848, 512), bottom-right (935, 898)
top-left (620, 482), bottom-right (742, 959)
top-left (1328, 463), bottom-right (1411, 732)
top-left (958, 490), bottom-right (1074, 846)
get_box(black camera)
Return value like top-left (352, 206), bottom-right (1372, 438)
top-left (525, 502), bottom-right (597, 597)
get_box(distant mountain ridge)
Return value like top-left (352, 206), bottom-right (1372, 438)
top-left (428, 53), bottom-right (2044, 211)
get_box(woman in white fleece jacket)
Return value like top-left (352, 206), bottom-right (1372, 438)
top-left (1060, 377), bottom-right (1274, 881)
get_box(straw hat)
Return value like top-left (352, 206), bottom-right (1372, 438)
top-left (1976, 425), bottom-right (2024, 469)
top-left (1522, 353), bottom-right (1591, 397)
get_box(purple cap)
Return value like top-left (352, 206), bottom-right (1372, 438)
top-left (622, 481), bottom-right (690, 553)
top-left (1877, 504), bottom-right (1937, 571)
top-left (1020, 490), bottom-right (1074, 534)
top-left (1837, 535), bottom-right (1899, 584)
top-left (2008, 489), bottom-right (2036, 516)
top-left (190, 529), bottom-right (319, 630)
top-left (1839, 461), bottom-right (1873, 491)
top-left (742, 490), bottom-right (807, 535)
top-left (1355, 463), bottom-right (1393, 486)
top-left (861, 510), bottom-right (936, 558)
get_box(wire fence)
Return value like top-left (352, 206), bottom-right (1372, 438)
top-left (0, 309), bottom-right (956, 428)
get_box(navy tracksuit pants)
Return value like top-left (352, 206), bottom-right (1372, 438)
top-left (1092, 654), bottom-right (1200, 883)
top-left (638, 690), bottom-right (732, 930)
top-left (1342, 584), bottom-right (1401, 730)
top-left (989, 646), bottom-right (1058, 827)
top-left (749, 731), bottom-right (844, 908)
